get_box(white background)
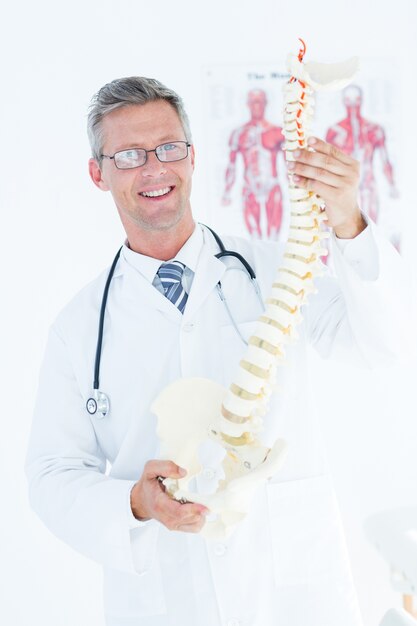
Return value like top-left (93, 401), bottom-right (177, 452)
top-left (1, 1), bottom-right (417, 625)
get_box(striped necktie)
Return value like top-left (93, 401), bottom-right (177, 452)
top-left (156, 260), bottom-right (188, 313)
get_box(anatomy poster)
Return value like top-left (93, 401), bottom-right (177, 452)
top-left (204, 59), bottom-right (402, 249)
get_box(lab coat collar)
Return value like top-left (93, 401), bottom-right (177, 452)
top-left (118, 260), bottom-right (178, 318)
top-left (120, 223), bottom-right (203, 282)
top-left (182, 225), bottom-right (226, 320)
top-left (114, 224), bottom-right (225, 320)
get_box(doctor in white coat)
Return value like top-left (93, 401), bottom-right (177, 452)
top-left (26, 77), bottom-right (407, 626)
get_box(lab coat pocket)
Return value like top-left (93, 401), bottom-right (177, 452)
top-left (266, 474), bottom-right (350, 586)
top-left (104, 523), bottom-right (166, 618)
top-left (103, 560), bottom-right (166, 619)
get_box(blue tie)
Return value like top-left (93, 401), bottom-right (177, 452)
top-left (157, 261), bottom-right (188, 313)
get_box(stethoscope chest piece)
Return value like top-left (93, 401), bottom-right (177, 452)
top-left (86, 390), bottom-right (109, 419)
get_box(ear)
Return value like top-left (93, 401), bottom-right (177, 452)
top-left (190, 144), bottom-right (196, 170)
top-left (89, 158), bottom-right (110, 191)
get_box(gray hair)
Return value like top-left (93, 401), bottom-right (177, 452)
top-left (87, 76), bottom-right (192, 162)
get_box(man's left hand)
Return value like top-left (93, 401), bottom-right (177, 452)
top-left (287, 136), bottom-right (367, 239)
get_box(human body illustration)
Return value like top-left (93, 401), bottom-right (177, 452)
top-left (223, 89), bottom-right (285, 239)
top-left (326, 85), bottom-right (399, 246)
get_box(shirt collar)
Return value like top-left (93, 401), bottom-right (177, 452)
top-left (121, 223), bottom-right (204, 284)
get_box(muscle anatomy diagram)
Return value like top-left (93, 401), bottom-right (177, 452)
top-left (326, 84), bottom-right (399, 248)
top-left (222, 89), bottom-right (286, 240)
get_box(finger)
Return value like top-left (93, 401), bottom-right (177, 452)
top-left (178, 502), bottom-right (210, 518)
top-left (162, 499), bottom-right (204, 520)
top-left (155, 490), bottom-right (209, 519)
top-left (152, 482), bottom-right (209, 513)
top-left (175, 518), bottom-right (207, 533)
top-left (306, 136), bottom-right (356, 167)
top-left (164, 510), bottom-right (204, 526)
top-left (290, 147), bottom-right (349, 177)
top-left (143, 459), bottom-right (187, 481)
top-left (291, 164), bottom-right (340, 189)
top-left (292, 175), bottom-right (342, 200)
top-left (163, 508), bottom-right (207, 531)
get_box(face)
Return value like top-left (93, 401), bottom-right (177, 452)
top-left (89, 100), bottom-right (195, 236)
top-left (343, 85), bottom-right (362, 113)
top-left (247, 90), bottom-right (267, 120)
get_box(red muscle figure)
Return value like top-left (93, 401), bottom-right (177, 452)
top-left (326, 85), bottom-right (399, 234)
top-left (223, 89), bottom-right (285, 239)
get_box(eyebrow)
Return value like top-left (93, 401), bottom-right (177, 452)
top-left (114, 135), bottom-right (187, 152)
top-left (158, 135), bottom-right (186, 143)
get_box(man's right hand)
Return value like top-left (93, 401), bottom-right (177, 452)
top-left (130, 460), bottom-right (209, 533)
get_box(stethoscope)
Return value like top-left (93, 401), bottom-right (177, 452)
top-left (86, 225), bottom-right (264, 418)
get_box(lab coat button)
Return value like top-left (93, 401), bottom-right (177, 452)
top-left (202, 467), bottom-right (215, 479)
top-left (182, 323), bottom-right (194, 332)
top-left (227, 619), bottom-right (241, 626)
top-left (214, 543), bottom-right (227, 556)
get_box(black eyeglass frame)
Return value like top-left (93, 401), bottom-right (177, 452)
top-left (100, 141), bottom-right (192, 170)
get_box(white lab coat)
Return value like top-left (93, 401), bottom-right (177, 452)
top-left (26, 222), bottom-right (407, 626)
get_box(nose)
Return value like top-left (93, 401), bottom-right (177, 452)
top-left (140, 150), bottom-right (168, 177)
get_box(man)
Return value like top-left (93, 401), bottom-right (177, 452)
top-left (26, 76), bottom-right (407, 626)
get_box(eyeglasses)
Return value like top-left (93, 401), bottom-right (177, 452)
top-left (100, 141), bottom-right (191, 170)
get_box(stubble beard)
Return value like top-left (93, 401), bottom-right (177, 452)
top-left (128, 199), bottom-right (187, 233)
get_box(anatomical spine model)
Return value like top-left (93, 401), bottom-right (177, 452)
top-left (152, 41), bottom-right (359, 539)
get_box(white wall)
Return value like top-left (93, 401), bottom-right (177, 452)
top-left (2, 1), bottom-right (416, 624)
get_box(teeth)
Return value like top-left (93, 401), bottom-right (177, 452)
top-left (140, 187), bottom-right (172, 198)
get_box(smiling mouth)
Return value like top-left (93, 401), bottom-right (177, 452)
top-left (139, 186), bottom-right (173, 198)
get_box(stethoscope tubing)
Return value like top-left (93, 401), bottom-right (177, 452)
top-left (93, 246), bottom-right (122, 391)
top-left (87, 225), bottom-right (262, 417)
